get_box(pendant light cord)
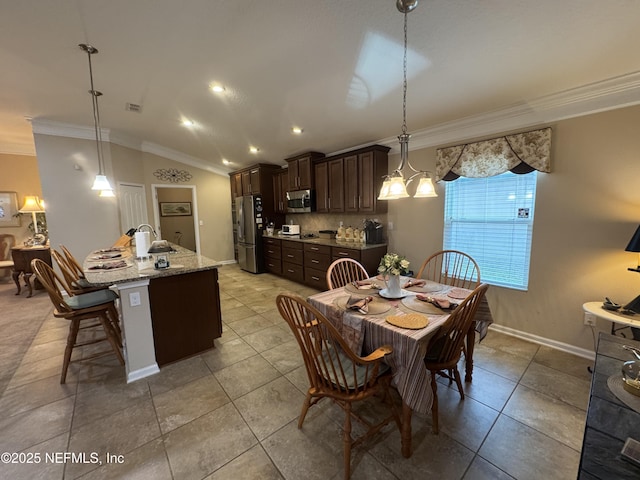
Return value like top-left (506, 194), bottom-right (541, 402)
top-left (82, 44), bottom-right (105, 176)
top-left (402, 10), bottom-right (408, 136)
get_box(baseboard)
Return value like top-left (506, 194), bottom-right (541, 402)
top-left (216, 259), bottom-right (238, 266)
top-left (126, 363), bottom-right (160, 383)
top-left (488, 324), bottom-right (596, 361)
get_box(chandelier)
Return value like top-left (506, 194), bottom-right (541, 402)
top-left (80, 43), bottom-right (114, 198)
top-left (378, 0), bottom-right (437, 200)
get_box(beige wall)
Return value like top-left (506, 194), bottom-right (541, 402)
top-left (32, 135), bottom-right (234, 263)
top-left (0, 153), bottom-right (44, 245)
top-left (387, 104), bottom-right (640, 353)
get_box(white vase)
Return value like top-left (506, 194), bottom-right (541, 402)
top-left (386, 274), bottom-right (402, 297)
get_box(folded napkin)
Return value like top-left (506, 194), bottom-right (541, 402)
top-left (94, 253), bottom-right (122, 260)
top-left (347, 295), bottom-right (374, 314)
top-left (403, 279), bottom-right (426, 288)
top-left (88, 260), bottom-right (128, 270)
top-left (415, 294), bottom-right (458, 310)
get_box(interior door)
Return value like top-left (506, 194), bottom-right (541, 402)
top-left (118, 182), bottom-right (148, 234)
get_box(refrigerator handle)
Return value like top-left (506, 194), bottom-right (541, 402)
top-left (238, 199), bottom-right (244, 240)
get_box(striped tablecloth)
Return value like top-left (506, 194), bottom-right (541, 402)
top-left (307, 277), bottom-right (492, 415)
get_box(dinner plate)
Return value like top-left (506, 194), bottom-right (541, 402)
top-left (401, 296), bottom-right (448, 315)
top-left (92, 247), bottom-right (126, 254)
top-left (379, 288), bottom-right (411, 300)
top-left (334, 296), bottom-right (391, 315)
top-left (86, 252), bottom-right (129, 262)
top-left (447, 287), bottom-right (472, 299)
top-left (86, 261), bottom-right (132, 272)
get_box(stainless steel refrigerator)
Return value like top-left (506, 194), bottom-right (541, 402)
top-left (235, 195), bottom-right (264, 273)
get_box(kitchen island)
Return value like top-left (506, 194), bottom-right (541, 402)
top-left (84, 244), bottom-right (222, 382)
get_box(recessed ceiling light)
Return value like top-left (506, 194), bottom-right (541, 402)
top-left (292, 126), bottom-right (303, 135)
top-left (222, 159), bottom-right (230, 165)
top-left (249, 146), bottom-right (259, 154)
top-left (210, 84), bottom-right (226, 93)
top-left (182, 119), bottom-right (195, 127)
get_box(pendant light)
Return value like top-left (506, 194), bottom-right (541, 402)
top-left (80, 43), bottom-right (114, 197)
top-left (378, 0), bottom-right (437, 200)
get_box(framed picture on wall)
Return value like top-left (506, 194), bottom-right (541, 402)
top-left (0, 191), bottom-right (21, 227)
top-left (160, 202), bottom-right (192, 217)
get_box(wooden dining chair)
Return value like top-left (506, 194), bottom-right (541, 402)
top-left (424, 282), bottom-right (489, 434)
top-left (326, 258), bottom-right (369, 290)
top-left (276, 293), bottom-right (401, 479)
top-left (31, 258), bottom-right (125, 383)
top-left (415, 250), bottom-right (480, 290)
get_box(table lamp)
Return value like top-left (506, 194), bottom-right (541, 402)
top-left (18, 195), bottom-right (45, 234)
top-left (623, 225), bottom-right (640, 313)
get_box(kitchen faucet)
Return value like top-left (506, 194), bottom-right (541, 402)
top-left (137, 224), bottom-right (158, 239)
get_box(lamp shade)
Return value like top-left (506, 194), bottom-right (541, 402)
top-left (91, 174), bottom-right (113, 191)
top-left (19, 195), bottom-right (45, 213)
top-left (626, 225), bottom-right (640, 253)
top-left (413, 176), bottom-right (438, 198)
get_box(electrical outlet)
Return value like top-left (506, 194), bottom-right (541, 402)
top-left (129, 292), bottom-right (141, 307)
top-left (584, 312), bottom-right (597, 327)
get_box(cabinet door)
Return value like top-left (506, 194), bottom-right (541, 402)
top-left (233, 173), bottom-right (243, 198)
top-left (273, 172), bottom-right (288, 213)
top-left (249, 168), bottom-right (261, 194)
top-left (287, 160), bottom-right (299, 190)
top-left (344, 154), bottom-right (359, 213)
top-left (298, 156), bottom-right (313, 189)
top-left (241, 171), bottom-right (251, 194)
top-left (358, 151), bottom-right (376, 213)
top-left (280, 171), bottom-right (289, 212)
top-left (328, 158), bottom-right (344, 213)
top-left (315, 161), bottom-right (329, 213)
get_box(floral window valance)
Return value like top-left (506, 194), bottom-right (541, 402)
top-left (436, 127), bottom-right (552, 181)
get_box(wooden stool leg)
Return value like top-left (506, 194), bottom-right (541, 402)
top-left (98, 313), bottom-right (125, 365)
top-left (107, 303), bottom-right (123, 346)
top-left (430, 370), bottom-right (439, 434)
top-left (61, 319), bottom-right (80, 384)
top-left (343, 402), bottom-right (352, 480)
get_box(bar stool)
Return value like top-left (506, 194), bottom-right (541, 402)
top-left (53, 246), bottom-right (122, 343)
top-left (31, 258), bottom-right (125, 383)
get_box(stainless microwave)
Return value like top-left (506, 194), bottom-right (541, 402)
top-left (287, 189), bottom-right (315, 213)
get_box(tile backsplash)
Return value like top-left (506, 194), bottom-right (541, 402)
top-left (283, 213), bottom-right (387, 236)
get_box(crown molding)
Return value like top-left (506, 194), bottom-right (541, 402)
top-left (31, 119), bottom-right (112, 142)
top-left (378, 70), bottom-right (640, 153)
top-left (141, 142), bottom-right (229, 177)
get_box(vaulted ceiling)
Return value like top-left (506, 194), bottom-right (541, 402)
top-left (1, 0), bottom-right (639, 174)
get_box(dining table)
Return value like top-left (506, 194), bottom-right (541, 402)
top-left (306, 275), bottom-right (493, 458)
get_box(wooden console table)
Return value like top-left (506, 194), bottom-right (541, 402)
top-left (11, 246), bottom-right (51, 297)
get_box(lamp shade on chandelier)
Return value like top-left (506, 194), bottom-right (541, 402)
top-left (378, 0), bottom-right (437, 200)
top-left (80, 43), bottom-right (114, 198)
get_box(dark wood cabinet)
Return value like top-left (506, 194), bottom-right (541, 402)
top-left (228, 163), bottom-right (283, 215)
top-left (328, 158), bottom-right (345, 213)
top-left (342, 145), bottom-right (389, 214)
top-left (273, 170), bottom-right (288, 213)
top-left (281, 239), bottom-right (304, 283)
top-left (286, 152), bottom-right (324, 191)
top-left (263, 237), bottom-right (282, 275)
top-left (332, 244), bottom-right (387, 277)
top-left (231, 172), bottom-right (242, 200)
top-left (314, 161), bottom-right (329, 213)
top-left (148, 269), bottom-right (222, 366)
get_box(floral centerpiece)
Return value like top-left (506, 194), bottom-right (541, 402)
top-left (378, 253), bottom-right (410, 276)
top-left (377, 253), bottom-right (410, 297)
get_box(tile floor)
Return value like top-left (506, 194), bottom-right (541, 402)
top-left (0, 264), bottom-right (594, 479)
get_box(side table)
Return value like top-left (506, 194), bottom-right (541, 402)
top-left (11, 246), bottom-right (52, 297)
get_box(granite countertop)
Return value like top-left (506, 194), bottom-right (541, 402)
top-left (579, 332), bottom-right (640, 478)
top-left (266, 234), bottom-right (387, 251)
top-left (84, 244), bottom-right (220, 287)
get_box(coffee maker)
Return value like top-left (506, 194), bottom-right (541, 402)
top-left (363, 219), bottom-right (384, 244)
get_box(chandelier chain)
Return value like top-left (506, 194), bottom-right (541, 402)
top-left (402, 10), bottom-right (408, 135)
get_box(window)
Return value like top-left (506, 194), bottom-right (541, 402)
top-left (443, 171), bottom-right (537, 290)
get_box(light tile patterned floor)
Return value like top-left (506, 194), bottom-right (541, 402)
top-left (0, 265), bottom-right (593, 479)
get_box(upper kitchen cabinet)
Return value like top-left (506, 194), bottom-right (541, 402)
top-left (344, 145), bottom-right (389, 214)
top-left (228, 163), bottom-right (282, 212)
top-left (273, 169), bottom-right (288, 214)
top-left (285, 152), bottom-right (324, 191)
top-left (316, 145), bottom-right (389, 215)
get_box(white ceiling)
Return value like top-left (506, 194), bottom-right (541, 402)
top-left (1, 0), bottom-right (640, 174)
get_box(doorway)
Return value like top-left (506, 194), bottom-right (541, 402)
top-left (151, 184), bottom-right (200, 253)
